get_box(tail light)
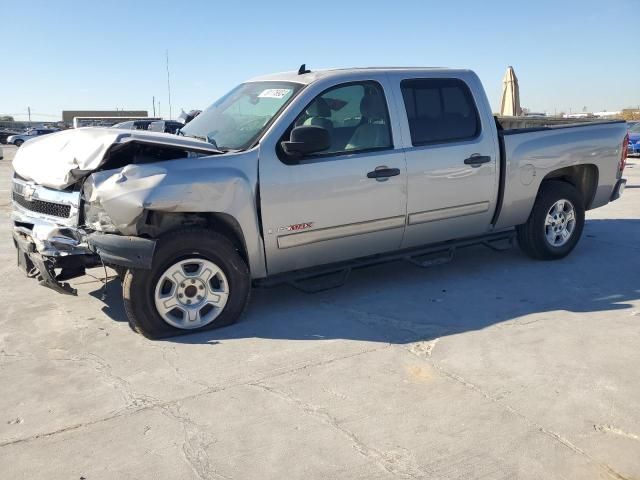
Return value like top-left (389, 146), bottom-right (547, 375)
top-left (620, 133), bottom-right (628, 173)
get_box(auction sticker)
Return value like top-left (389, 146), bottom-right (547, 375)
top-left (258, 88), bottom-right (291, 99)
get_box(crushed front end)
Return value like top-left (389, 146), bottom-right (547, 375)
top-left (10, 127), bottom-right (222, 296)
top-left (11, 174), bottom-right (99, 295)
top-left (11, 174), bottom-right (157, 295)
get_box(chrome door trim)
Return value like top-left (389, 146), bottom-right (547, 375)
top-left (278, 215), bottom-right (406, 249)
top-left (408, 201), bottom-right (489, 225)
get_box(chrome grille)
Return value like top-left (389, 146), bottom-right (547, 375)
top-left (11, 177), bottom-right (80, 226)
top-left (12, 192), bottom-right (72, 218)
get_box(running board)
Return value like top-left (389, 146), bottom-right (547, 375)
top-left (255, 229), bottom-right (516, 293)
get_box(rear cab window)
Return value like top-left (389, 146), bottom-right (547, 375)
top-left (400, 78), bottom-right (480, 146)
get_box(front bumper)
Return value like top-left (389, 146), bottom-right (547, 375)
top-left (13, 227), bottom-right (99, 295)
top-left (86, 233), bottom-right (156, 269)
top-left (12, 222), bottom-right (156, 295)
top-left (11, 176), bottom-right (157, 295)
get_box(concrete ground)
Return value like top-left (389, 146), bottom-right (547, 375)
top-left (0, 143), bottom-right (638, 479)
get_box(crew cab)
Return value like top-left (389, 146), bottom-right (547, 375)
top-left (11, 67), bottom-right (628, 338)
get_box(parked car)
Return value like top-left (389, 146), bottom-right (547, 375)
top-left (628, 122), bottom-right (640, 156)
top-left (177, 109), bottom-right (202, 125)
top-left (11, 66), bottom-right (628, 338)
top-left (148, 120), bottom-right (184, 134)
top-left (7, 128), bottom-right (58, 147)
top-left (111, 120), bottom-right (155, 131)
top-left (0, 129), bottom-right (22, 144)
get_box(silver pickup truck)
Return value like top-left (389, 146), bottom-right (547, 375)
top-left (11, 67), bottom-right (628, 338)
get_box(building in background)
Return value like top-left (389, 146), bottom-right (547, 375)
top-left (62, 110), bottom-right (148, 126)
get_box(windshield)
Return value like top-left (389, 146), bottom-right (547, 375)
top-left (629, 123), bottom-right (640, 134)
top-left (180, 81), bottom-right (302, 150)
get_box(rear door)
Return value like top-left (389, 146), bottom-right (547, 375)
top-left (258, 76), bottom-right (408, 275)
top-left (390, 73), bottom-right (499, 248)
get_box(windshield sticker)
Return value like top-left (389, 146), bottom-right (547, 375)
top-left (258, 88), bottom-right (291, 99)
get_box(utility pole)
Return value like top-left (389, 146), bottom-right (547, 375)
top-left (166, 50), bottom-right (172, 120)
top-left (28, 106), bottom-right (31, 124)
top-left (158, 101), bottom-right (161, 118)
top-left (152, 96), bottom-right (156, 117)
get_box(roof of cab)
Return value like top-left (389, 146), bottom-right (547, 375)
top-left (247, 67), bottom-right (473, 85)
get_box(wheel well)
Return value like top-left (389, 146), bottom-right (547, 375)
top-left (540, 164), bottom-right (599, 209)
top-left (139, 211), bottom-right (249, 265)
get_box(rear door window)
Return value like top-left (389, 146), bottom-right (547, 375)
top-left (401, 78), bottom-right (480, 146)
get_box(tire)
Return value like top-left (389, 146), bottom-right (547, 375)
top-left (517, 180), bottom-right (585, 260)
top-left (14, 139), bottom-right (24, 147)
top-left (122, 228), bottom-right (251, 338)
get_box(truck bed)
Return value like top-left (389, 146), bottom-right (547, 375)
top-left (495, 115), bottom-right (614, 131)
top-left (493, 119), bottom-right (627, 230)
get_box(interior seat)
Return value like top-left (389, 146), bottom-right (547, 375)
top-left (346, 94), bottom-right (390, 151)
top-left (301, 97), bottom-right (333, 134)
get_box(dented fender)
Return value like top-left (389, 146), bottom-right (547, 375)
top-left (83, 150), bottom-right (267, 278)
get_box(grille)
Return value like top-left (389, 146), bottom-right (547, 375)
top-left (12, 192), bottom-right (71, 218)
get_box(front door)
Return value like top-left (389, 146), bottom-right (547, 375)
top-left (259, 79), bottom-right (407, 275)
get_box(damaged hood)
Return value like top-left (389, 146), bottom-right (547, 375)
top-left (12, 127), bottom-right (220, 189)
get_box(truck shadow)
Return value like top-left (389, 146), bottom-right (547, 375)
top-left (92, 218), bottom-right (640, 345)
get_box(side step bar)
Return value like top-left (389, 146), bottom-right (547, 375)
top-left (255, 229), bottom-right (516, 293)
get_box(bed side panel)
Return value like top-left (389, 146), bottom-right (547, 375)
top-left (495, 122), bottom-right (626, 229)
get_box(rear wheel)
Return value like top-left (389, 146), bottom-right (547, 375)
top-left (122, 229), bottom-right (251, 338)
top-left (14, 139), bottom-right (24, 147)
top-left (517, 181), bottom-right (585, 260)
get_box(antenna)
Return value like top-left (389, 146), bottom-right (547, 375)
top-left (298, 64), bottom-right (311, 75)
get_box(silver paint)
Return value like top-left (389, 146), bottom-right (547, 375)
top-left (408, 201), bottom-right (490, 225)
top-left (277, 215), bottom-right (406, 249)
top-left (9, 67), bottom-right (628, 282)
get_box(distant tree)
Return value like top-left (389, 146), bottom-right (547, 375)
top-left (0, 115), bottom-right (14, 121)
top-left (622, 109), bottom-right (640, 121)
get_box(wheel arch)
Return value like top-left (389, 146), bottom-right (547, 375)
top-left (540, 164), bottom-right (599, 210)
top-left (495, 163), bottom-right (599, 230)
top-left (138, 211), bottom-right (254, 274)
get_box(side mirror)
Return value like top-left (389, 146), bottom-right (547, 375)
top-left (281, 125), bottom-right (330, 157)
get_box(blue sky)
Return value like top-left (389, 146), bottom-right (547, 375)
top-left (3, 0), bottom-right (638, 121)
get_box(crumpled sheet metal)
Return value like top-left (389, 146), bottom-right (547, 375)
top-left (84, 164), bottom-right (168, 235)
top-left (84, 162), bottom-right (253, 235)
top-left (12, 128), bottom-right (124, 189)
top-left (83, 155), bottom-right (267, 277)
top-left (12, 127), bottom-right (221, 190)
top-left (20, 223), bottom-right (89, 256)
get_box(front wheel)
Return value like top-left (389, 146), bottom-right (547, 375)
top-left (517, 181), bottom-right (585, 260)
top-left (122, 229), bottom-right (251, 338)
top-left (14, 139), bottom-right (24, 147)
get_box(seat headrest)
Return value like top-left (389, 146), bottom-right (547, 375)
top-left (360, 94), bottom-right (387, 121)
top-left (306, 97), bottom-right (331, 118)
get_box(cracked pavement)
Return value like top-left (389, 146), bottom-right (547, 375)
top-left (1, 145), bottom-right (639, 479)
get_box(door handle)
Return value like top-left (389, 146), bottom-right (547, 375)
top-left (464, 155), bottom-right (491, 166)
top-left (367, 167), bottom-right (400, 180)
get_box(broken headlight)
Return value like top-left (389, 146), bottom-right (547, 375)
top-left (83, 201), bottom-right (119, 233)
